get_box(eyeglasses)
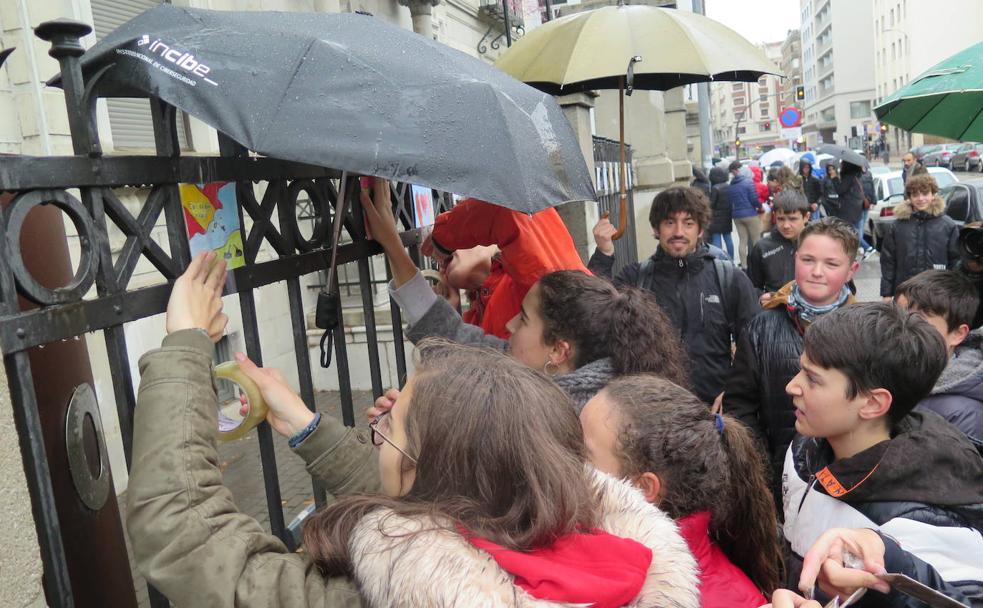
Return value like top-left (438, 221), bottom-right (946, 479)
top-left (369, 411), bottom-right (417, 464)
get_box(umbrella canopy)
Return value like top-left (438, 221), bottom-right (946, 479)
top-left (494, 4), bottom-right (781, 95)
top-left (59, 5), bottom-right (595, 213)
top-left (875, 41), bottom-right (983, 141)
top-left (816, 144), bottom-right (868, 169)
top-left (758, 148), bottom-right (796, 168)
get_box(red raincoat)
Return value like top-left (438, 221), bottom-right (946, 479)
top-left (677, 511), bottom-right (767, 608)
top-left (431, 198), bottom-right (588, 339)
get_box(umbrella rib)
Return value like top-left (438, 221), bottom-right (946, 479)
top-left (259, 37), bottom-right (319, 150)
top-left (661, 12), bottom-right (714, 78)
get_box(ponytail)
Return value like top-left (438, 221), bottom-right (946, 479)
top-left (537, 271), bottom-right (688, 385)
top-left (603, 376), bottom-right (782, 596)
top-left (609, 288), bottom-right (689, 387)
top-left (716, 414), bottom-right (782, 594)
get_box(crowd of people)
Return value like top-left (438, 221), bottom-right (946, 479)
top-left (123, 161), bottom-right (983, 607)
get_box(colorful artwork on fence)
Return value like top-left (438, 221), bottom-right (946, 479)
top-left (411, 184), bottom-right (436, 228)
top-left (179, 182), bottom-right (245, 269)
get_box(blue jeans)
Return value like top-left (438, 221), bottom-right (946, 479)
top-left (708, 232), bottom-right (735, 260)
top-left (855, 211), bottom-right (872, 251)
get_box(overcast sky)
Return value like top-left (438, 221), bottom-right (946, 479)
top-left (704, 0), bottom-right (801, 45)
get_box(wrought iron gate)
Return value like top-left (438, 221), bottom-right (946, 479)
top-left (592, 135), bottom-right (638, 275)
top-left (0, 19), bottom-right (451, 608)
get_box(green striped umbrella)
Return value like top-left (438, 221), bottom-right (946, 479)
top-left (875, 41), bottom-right (983, 141)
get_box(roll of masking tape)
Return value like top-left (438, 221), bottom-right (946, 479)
top-left (214, 361), bottom-right (269, 442)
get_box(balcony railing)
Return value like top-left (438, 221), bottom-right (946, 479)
top-left (477, 0), bottom-right (524, 54)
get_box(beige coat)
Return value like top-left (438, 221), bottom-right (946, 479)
top-left (127, 330), bottom-right (700, 607)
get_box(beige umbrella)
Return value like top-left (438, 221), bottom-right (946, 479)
top-left (496, 3), bottom-right (780, 239)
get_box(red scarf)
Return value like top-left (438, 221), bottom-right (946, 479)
top-left (466, 529), bottom-right (652, 608)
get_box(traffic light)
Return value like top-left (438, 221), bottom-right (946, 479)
top-left (880, 123), bottom-right (888, 133)
top-left (735, 138), bottom-right (742, 148)
top-left (763, 121), bottom-right (771, 131)
top-left (795, 85), bottom-right (805, 101)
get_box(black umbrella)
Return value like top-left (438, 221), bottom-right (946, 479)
top-left (816, 144), bottom-right (869, 169)
top-left (57, 5), bottom-right (595, 213)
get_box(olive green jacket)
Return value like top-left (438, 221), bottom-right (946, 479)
top-left (128, 329), bottom-right (379, 607)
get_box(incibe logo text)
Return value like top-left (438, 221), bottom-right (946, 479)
top-left (136, 34), bottom-right (218, 86)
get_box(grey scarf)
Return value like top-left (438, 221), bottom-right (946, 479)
top-left (553, 357), bottom-right (616, 412)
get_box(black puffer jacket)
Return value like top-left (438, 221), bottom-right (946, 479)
top-left (746, 229), bottom-right (796, 292)
top-left (880, 197), bottom-right (960, 296)
top-left (724, 299), bottom-right (814, 496)
top-left (799, 164), bottom-right (823, 206)
top-left (783, 412), bottom-right (983, 608)
top-left (707, 167), bottom-right (732, 235)
top-left (588, 243), bottom-right (759, 404)
top-left (822, 165), bottom-right (865, 225)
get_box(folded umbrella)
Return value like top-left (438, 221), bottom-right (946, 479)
top-left (57, 5), bottom-right (595, 213)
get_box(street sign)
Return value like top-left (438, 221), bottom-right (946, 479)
top-left (781, 126), bottom-right (802, 140)
top-left (780, 107), bottom-right (802, 128)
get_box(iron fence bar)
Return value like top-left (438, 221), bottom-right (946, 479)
top-left (0, 156), bottom-right (339, 191)
top-left (385, 261), bottom-right (408, 388)
top-left (220, 134), bottom-right (290, 547)
top-left (358, 256), bottom-right (384, 398)
top-left (276, 191), bottom-right (328, 509)
top-left (150, 99), bottom-right (192, 272)
top-left (330, 270), bottom-right (356, 428)
top-left (0, 232), bottom-right (422, 355)
top-left (2, 352), bottom-right (75, 607)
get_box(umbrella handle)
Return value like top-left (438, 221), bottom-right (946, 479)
top-left (611, 77), bottom-right (627, 241)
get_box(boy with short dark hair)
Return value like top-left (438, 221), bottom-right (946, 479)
top-left (746, 190), bottom-right (811, 293)
top-left (895, 269), bottom-right (983, 450)
top-left (725, 218), bottom-right (858, 501)
top-left (782, 303), bottom-right (983, 606)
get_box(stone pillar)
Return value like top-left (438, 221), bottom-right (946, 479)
top-left (398, 0), bottom-right (440, 39)
top-left (556, 91), bottom-right (599, 263)
top-left (0, 368), bottom-right (48, 608)
top-left (664, 86), bottom-right (692, 183)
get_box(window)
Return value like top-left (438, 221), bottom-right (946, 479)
top-left (760, 107), bottom-right (769, 117)
top-left (850, 101), bottom-right (871, 119)
top-left (892, 42), bottom-right (896, 59)
top-left (890, 8), bottom-right (894, 25)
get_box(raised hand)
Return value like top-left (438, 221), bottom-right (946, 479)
top-left (593, 216), bottom-right (617, 256)
top-left (166, 251), bottom-right (228, 342)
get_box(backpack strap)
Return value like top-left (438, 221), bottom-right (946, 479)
top-left (713, 258), bottom-right (737, 332)
top-left (636, 258), bottom-right (654, 291)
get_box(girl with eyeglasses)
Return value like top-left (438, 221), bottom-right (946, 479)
top-left (126, 253), bottom-right (700, 607)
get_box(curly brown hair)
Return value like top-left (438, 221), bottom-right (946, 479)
top-left (537, 270), bottom-right (689, 386)
top-left (905, 173), bottom-right (940, 198)
top-left (602, 375), bottom-right (782, 595)
top-left (648, 186), bottom-right (711, 233)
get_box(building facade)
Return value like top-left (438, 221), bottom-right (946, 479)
top-left (872, 0), bottom-right (983, 154)
top-left (710, 40), bottom-right (783, 158)
top-left (779, 28), bottom-right (802, 112)
top-left (798, 0), bottom-right (875, 150)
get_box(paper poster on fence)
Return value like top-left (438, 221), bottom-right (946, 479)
top-left (179, 182), bottom-right (245, 269)
top-left (411, 184), bottom-right (436, 228)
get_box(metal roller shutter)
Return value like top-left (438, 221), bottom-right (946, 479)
top-left (91, 0), bottom-right (191, 151)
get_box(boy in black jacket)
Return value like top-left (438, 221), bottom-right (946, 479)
top-left (781, 303), bottom-right (983, 607)
top-left (747, 190), bottom-right (810, 294)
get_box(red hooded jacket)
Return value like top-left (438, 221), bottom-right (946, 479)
top-left (750, 166), bottom-right (770, 204)
top-left (431, 198), bottom-right (588, 339)
top-left (677, 511), bottom-right (766, 608)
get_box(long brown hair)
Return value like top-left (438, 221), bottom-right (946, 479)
top-left (302, 339), bottom-right (600, 575)
top-left (537, 270), bottom-right (689, 387)
top-left (603, 375), bottom-right (781, 593)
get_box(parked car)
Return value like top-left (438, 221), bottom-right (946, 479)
top-left (922, 143), bottom-right (963, 168)
top-left (912, 144), bottom-right (940, 163)
top-left (950, 142), bottom-right (983, 172)
top-left (941, 179), bottom-right (983, 225)
top-left (869, 165), bottom-right (891, 176)
top-left (867, 167), bottom-right (959, 248)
